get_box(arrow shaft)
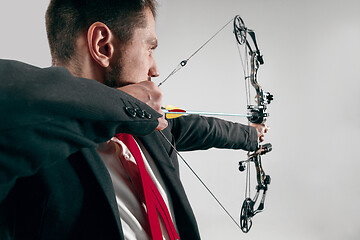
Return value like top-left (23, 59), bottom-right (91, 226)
top-left (162, 109), bottom-right (251, 118)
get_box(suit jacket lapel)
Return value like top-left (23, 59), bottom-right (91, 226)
top-left (81, 148), bottom-right (124, 238)
top-left (138, 131), bottom-right (201, 238)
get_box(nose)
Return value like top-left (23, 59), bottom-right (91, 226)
top-left (149, 60), bottom-right (159, 78)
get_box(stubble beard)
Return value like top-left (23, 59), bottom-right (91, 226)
top-left (104, 57), bottom-right (125, 88)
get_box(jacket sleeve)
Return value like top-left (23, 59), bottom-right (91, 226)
top-left (168, 114), bottom-right (258, 152)
top-left (0, 59), bottom-right (161, 201)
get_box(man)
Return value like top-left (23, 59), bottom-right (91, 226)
top-left (0, 0), bottom-right (267, 239)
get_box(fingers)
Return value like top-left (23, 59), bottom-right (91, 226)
top-left (250, 122), bottom-right (269, 143)
top-left (119, 82), bottom-right (160, 107)
top-left (118, 81), bottom-right (167, 130)
top-left (156, 115), bottom-right (168, 131)
top-left (140, 83), bottom-right (168, 130)
top-left (260, 124), bottom-right (269, 142)
top-left (263, 125), bottom-right (267, 134)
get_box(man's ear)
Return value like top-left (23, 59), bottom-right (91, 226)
top-left (87, 22), bottom-right (115, 68)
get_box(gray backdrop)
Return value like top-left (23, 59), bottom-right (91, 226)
top-left (1, 0), bottom-right (359, 239)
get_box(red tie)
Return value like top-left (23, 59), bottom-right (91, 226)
top-left (115, 133), bottom-right (180, 240)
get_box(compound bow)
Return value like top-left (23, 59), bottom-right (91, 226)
top-left (159, 15), bottom-right (273, 233)
top-left (233, 15), bottom-right (273, 233)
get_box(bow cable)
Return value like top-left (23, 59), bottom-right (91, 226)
top-left (235, 35), bottom-right (251, 108)
top-left (235, 30), bottom-right (253, 200)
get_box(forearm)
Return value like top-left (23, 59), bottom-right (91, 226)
top-left (169, 115), bottom-right (258, 152)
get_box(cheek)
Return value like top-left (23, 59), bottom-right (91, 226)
top-left (133, 53), bottom-right (150, 75)
top-left (119, 48), bottom-right (151, 83)
top-left (123, 61), bottom-right (148, 83)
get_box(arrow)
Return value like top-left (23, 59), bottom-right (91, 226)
top-left (162, 105), bottom-right (251, 119)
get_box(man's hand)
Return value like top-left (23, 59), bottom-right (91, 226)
top-left (250, 123), bottom-right (269, 143)
top-left (118, 81), bottom-right (168, 130)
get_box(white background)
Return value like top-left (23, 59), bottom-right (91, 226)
top-left (1, 0), bottom-right (360, 239)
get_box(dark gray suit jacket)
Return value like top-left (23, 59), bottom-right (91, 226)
top-left (0, 60), bottom-right (257, 239)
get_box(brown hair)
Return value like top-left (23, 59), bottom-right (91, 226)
top-left (45, 0), bottom-right (157, 65)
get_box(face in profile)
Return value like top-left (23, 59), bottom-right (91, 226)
top-left (105, 8), bottom-right (159, 88)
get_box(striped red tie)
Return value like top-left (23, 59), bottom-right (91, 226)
top-left (115, 133), bottom-right (180, 240)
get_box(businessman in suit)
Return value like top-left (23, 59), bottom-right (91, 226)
top-left (0, 0), bottom-right (267, 239)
